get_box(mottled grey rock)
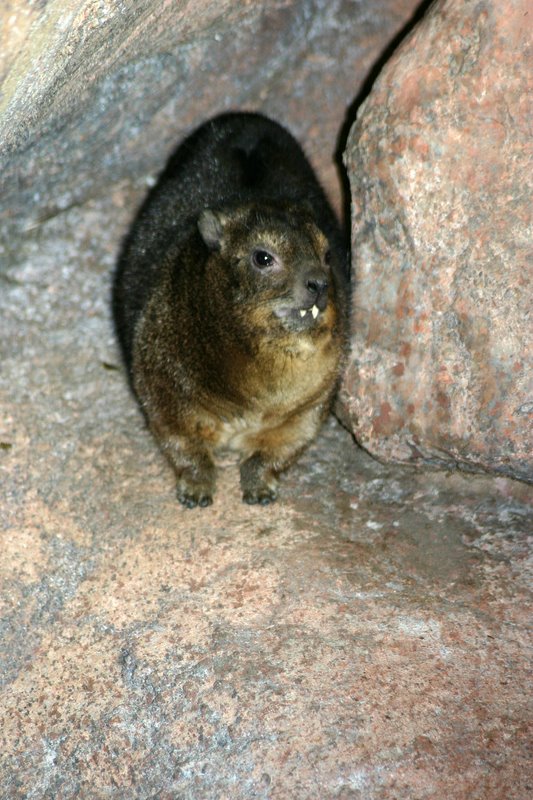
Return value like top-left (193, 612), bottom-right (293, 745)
top-left (340, 0), bottom-right (533, 482)
top-left (0, 0), bottom-right (419, 257)
top-left (0, 191), bottom-right (531, 799)
top-left (2, 3), bottom-right (531, 797)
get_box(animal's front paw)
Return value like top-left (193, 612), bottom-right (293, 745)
top-left (177, 490), bottom-right (213, 509)
top-left (177, 473), bottom-right (214, 509)
top-left (242, 486), bottom-right (278, 506)
top-left (240, 454), bottom-right (278, 506)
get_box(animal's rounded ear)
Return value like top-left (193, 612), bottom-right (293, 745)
top-left (198, 209), bottom-right (225, 250)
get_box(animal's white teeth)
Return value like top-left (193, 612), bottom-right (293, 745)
top-left (300, 309), bottom-right (307, 318)
top-left (311, 305), bottom-right (319, 319)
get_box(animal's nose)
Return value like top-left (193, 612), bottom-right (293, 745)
top-left (307, 276), bottom-right (328, 295)
top-left (305, 272), bottom-right (329, 308)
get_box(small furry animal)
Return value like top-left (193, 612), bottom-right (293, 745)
top-left (113, 112), bottom-right (348, 507)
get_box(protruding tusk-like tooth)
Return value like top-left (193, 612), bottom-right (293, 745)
top-left (311, 305), bottom-right (319, 319)
top-left (300, 309), bottom-right (307, 317)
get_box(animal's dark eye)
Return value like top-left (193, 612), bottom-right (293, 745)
top-left (252, 250), bottom-right (274, 268)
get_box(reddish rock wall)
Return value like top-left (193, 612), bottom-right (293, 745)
top-left (339, 0), bottom-right (533, 482)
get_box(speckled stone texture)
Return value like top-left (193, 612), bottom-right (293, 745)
top-left (1, 1), bottom-right (532, 798)
top-left (339, 0), bottom-right (533, 482)
top-left (1, 184), bottom-right (532, 800)
top-left (0, 0), bottom-right (418, 248)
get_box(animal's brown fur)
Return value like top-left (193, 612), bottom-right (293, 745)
top-left (113, 113), bottom-right (348, 506)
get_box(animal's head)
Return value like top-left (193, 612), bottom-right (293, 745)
top-left (198, 203), bottom-right (340, 336)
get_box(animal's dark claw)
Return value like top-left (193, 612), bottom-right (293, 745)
top-left (242, 488), bottom-right (277, 506)
top-left (178, 491), bottom-right (213, 509)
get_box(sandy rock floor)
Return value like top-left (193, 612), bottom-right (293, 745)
top-left (1, 188), bottom-right (531, 799)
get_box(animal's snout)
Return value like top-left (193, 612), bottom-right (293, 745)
top-left (305, 270), bottom-right (329, 310)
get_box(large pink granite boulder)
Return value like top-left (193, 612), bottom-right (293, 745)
top-left (339, 0), bottom-right (533, 483)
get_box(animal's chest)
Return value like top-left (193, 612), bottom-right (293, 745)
top-left (202, 350), bottom-right (335, 462)
top-left (213, 411), bottom-right (272, 463)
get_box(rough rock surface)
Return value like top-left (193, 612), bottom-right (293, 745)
top-left (0, 0), bottom-right (418, 251)
top-left (1, 1), bottom-right (532, 797)
top-left (1, 175), bottom-right (532, 800)
top-left (340, 0), bottom-right (533, 482)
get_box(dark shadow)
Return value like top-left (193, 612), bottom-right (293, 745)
top-left (334, 0), bottom-right (436, 236)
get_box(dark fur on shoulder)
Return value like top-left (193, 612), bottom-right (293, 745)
top-left (113, 112), bottom-right (349, 507)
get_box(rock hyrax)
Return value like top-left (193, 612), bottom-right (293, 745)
top-left (113, 112), bottom-right (348, 507)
